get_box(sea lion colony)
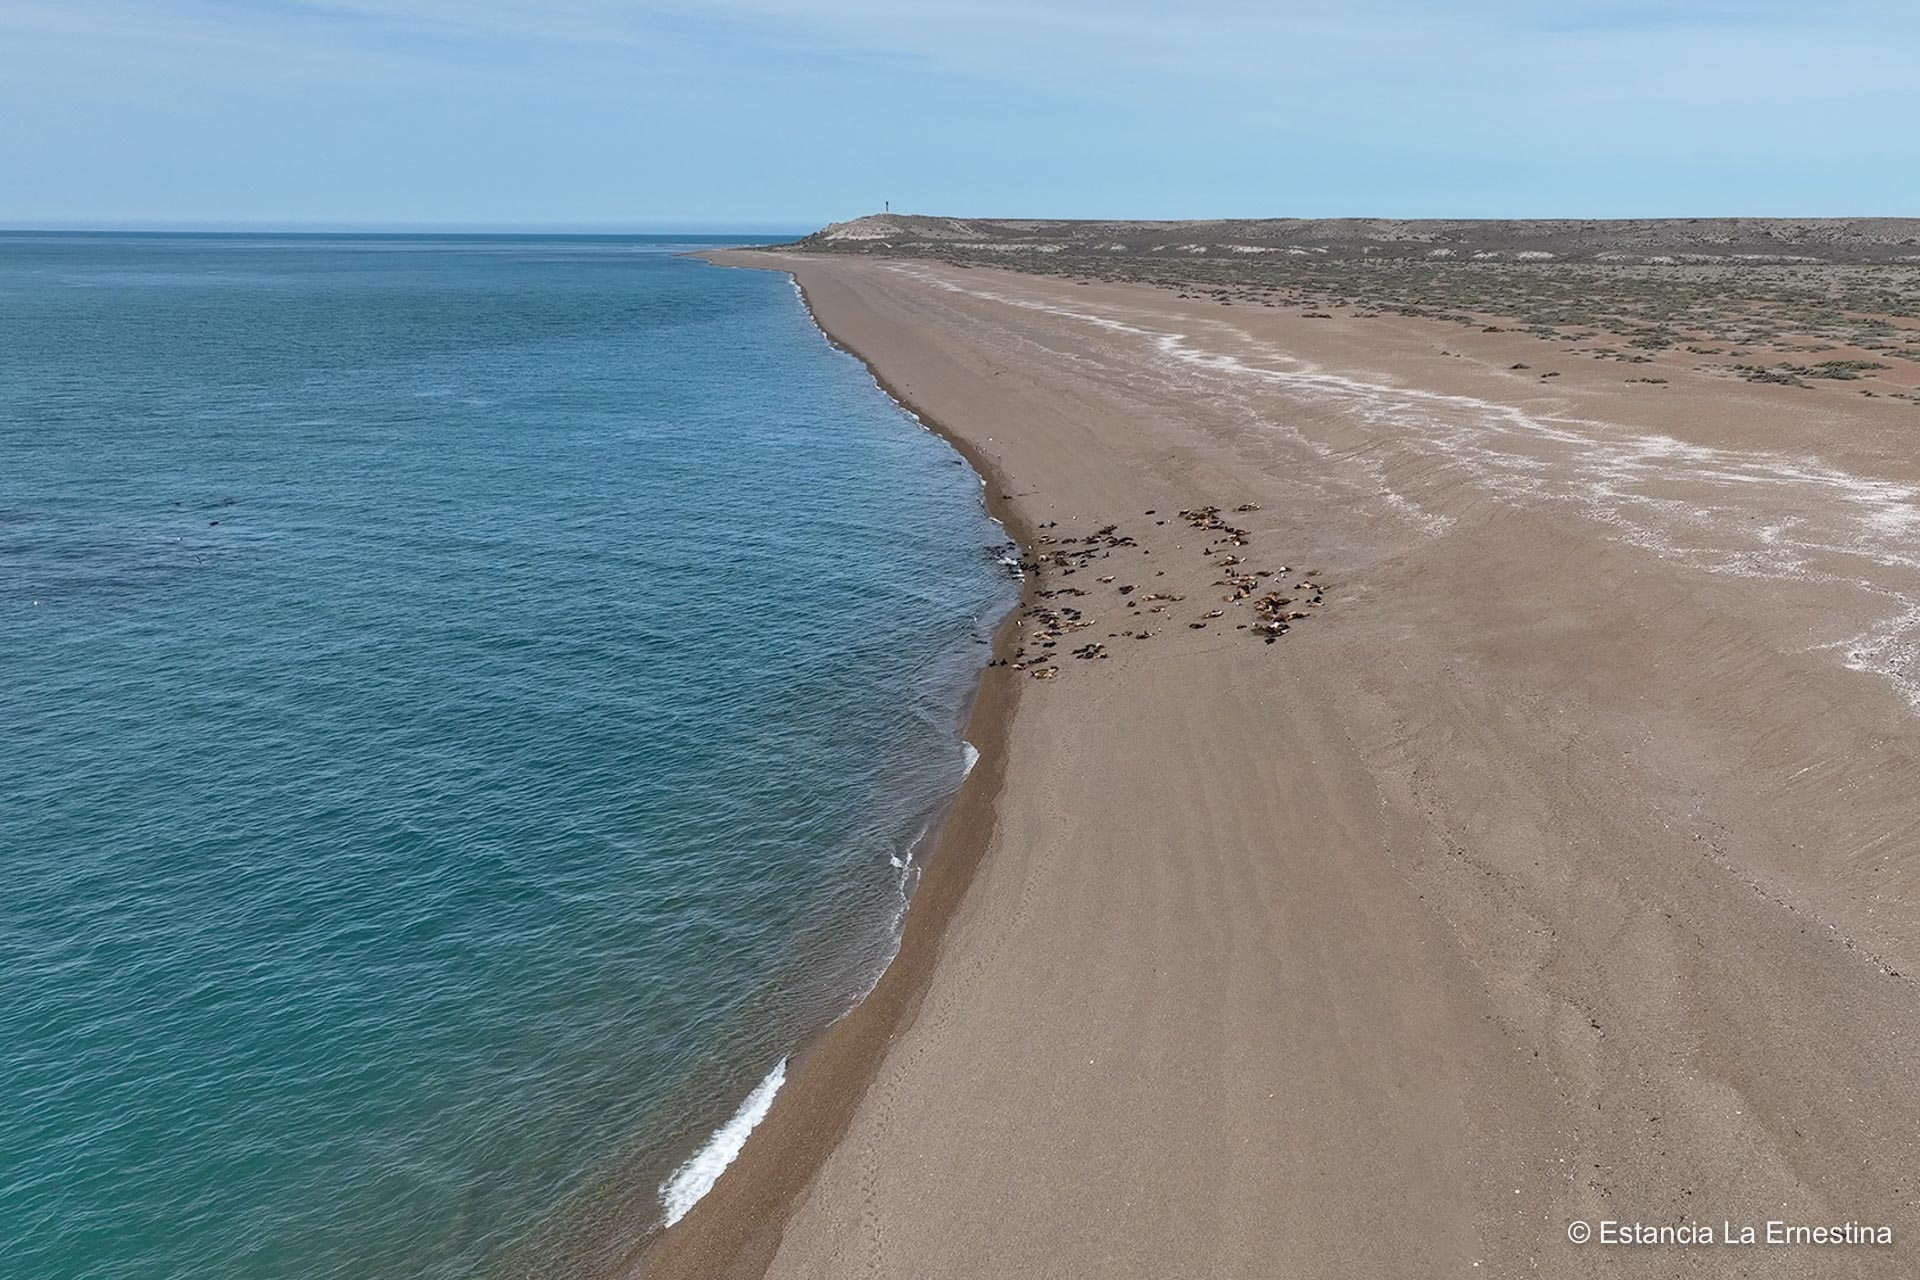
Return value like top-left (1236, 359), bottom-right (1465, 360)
top-left (986, 503), bottom-right (1332, 681)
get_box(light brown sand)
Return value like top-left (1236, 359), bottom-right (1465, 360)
top-left (646, 253), bottom-right (1920, 1278)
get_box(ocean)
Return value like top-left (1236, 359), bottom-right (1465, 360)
top-left (0, 233), bottom-right (1016, 1278)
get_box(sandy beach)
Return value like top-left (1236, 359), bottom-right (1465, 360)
top-left (648, 249), bottom-right (1920, 1279)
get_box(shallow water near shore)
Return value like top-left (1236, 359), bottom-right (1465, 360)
top-left (0, 232), bottom-right (1015, 1278)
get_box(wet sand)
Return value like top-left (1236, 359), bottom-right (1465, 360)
top-left (647, 252), bottom-right (1920, 1278)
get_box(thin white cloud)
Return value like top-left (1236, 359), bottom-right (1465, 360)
top-left (1, 0), bottom-right (1913, 221)
top-left (6, 0), bottom-right (1912, 101)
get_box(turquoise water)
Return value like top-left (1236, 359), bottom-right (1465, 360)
top-left (0, 233), bottom-right (1015, 1278)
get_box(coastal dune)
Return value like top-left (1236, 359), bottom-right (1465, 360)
top-left (648, 252), bottom-right (1920, 1278)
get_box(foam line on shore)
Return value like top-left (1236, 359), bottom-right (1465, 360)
top-left (650, 271), bottom-right (1000, 1240)
top-left (641, 251), bottom-right (1038, 1280)
top-left (658, 1059), bottom-right (788, 1227)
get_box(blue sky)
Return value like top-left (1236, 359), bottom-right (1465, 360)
top-left (3, 0), bottom-right (1915, 228)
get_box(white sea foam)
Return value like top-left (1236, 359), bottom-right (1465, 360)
top-left (659, 1058), bottom-right (788, 1227)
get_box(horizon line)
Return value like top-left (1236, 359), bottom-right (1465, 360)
top-left (0, 221), bottom-right (813, 236)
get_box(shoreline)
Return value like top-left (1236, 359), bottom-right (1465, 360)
top-left (644, 248), bottom-right (1920, 1278)
top-left (635, 250), bottom-right (1039, 1278)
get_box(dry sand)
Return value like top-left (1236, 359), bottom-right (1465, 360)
top-left (645, 252), bottom-right (1920, 1278)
